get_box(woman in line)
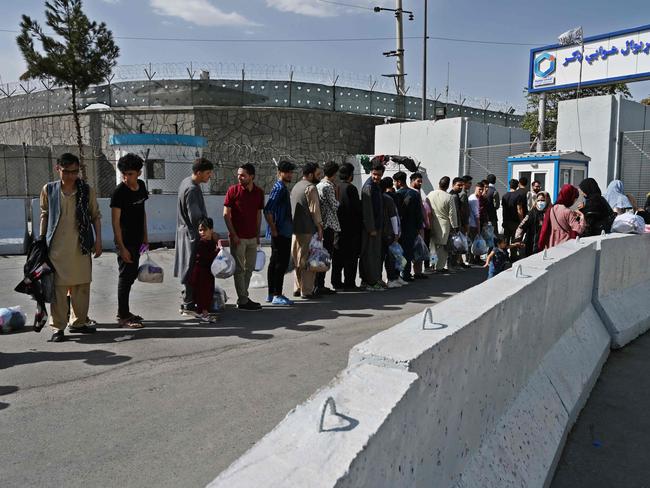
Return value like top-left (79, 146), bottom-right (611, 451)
top-left (578, 178), bottom-right (615, 236)
top-left (604, 180), bottom-right (633, 214)
top-left (538, 184), bottom-right (586, 250)
top-left (515, 191), bottom-right (550, 256)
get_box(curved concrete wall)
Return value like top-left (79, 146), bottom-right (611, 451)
top-left (208, 235), bottom-right (648, 488)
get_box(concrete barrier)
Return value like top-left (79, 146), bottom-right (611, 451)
top-left (0, 198), bottom-right (28, 255)
top-left (590, 233), bottom-right (650, 348)
top-left (210, 241), bottom-right (611, 487)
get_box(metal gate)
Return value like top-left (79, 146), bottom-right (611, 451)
top-left (620, 130), bottom-right (650, 207)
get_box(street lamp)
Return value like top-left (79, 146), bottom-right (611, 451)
top-left (375, 1), bottom-right (414, 96)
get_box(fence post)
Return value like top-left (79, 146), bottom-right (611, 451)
top-left (21, 142), bottom-right (30, 197)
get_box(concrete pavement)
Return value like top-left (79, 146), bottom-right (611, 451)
top-left (0, 248), bottom-right (484, 487)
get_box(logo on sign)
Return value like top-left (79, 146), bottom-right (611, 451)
top-left (533, 52), bottom-right (556, 87)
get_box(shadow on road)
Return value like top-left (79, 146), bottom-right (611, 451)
top-left (0, 385), bottom-right (19, 410)
top-left (0, 350), bottom-right (132, 369)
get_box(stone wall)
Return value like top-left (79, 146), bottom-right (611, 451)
top-left (0, 106), bottom-right (381, 195)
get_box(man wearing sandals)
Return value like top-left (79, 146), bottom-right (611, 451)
top-left (40, 153), bottom-right (102, 342)
top-left (110, 153), bottom-right (148, 329)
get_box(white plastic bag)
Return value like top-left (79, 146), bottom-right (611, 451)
top-left (212, 282), bottom-right (228, 311)
top-left (307, 234), bottom-right (331, 272)
top-left (137, 252), bottom-right (164, 283)
top-left (254, 248), bottom-right (266, 272)
top-left (0, 306), bottom-right (27, 333)
top-left (471, 236), bottom-right (488, 256)
top-left (249, 272), bottom-right (267, 289)
top-left (611, 213), bottom-right (646, 234)
top-left (430, 247), bottom-right (438, 268)
top-left (211, 246), bottom-right (236, 279)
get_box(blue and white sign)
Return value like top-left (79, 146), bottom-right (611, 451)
top-left (528, 24), bottom-right (650, 93)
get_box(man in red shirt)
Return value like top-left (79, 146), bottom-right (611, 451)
top-left (224, 163), bottom-right (265, 311)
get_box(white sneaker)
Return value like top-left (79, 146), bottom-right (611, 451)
top-left (386, 280), bottom-right (401, 289)
top-left (397, 278), bottom-right (409, 286)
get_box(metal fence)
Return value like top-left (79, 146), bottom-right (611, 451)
top-left (460, 140), bottom-right (556, 196)
top-left (620, 130), bottom-right (650, 207)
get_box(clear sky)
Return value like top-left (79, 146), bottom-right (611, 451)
top-left (0, 0), bottom-right (648, 113)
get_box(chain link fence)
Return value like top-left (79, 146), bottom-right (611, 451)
top-left (620, 130), bottom-right (650, 207)
top-left (460, 140), bottom-right (556, 195)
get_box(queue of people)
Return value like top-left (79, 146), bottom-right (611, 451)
top-left (34, 151), bottom-right (649, 341)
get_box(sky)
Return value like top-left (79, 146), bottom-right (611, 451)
top-left (0, 0), bottom-right (648, 113)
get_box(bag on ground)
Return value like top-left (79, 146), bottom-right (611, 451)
top-left (413, 235), bottom-right (429, 262)
top-left (471, 235), bottom-right (488, 256)
top-left (0, 306), bottom-right (27, 333)
top-left (611, 213), bottom-right (646, 234)
top-left (254, 248), bottom-right (266, 272)
top-left (137, 252), bottom-right (164, 283)
top-left (388, 242), bottom-right (407, 272)
top-left (249, 272), bottom-right (267, 289)
top-left (212, 283), bottom-right (228, 311)
top-left (211, 246), bottom-right (236, 279)
top-left (307, 234), bottom-right (331, 272)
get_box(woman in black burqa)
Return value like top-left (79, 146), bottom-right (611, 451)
top-left (578, 178), bottom-right (615, 236)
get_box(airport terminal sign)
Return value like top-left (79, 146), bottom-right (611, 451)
top-left (528, 24), bottom-right (650, 93)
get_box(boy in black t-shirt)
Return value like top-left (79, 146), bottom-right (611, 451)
top-left (110, 153), bottom-right (149, 328)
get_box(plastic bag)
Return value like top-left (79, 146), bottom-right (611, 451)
top-left (307, 234), bottom-right (331, 273)
top-left (451, 232), bottom-right (468, 253)
top-left (0, 306), bottom-right (27, 333)
top-left (137, 252), bottom-right (164, 283)
top-left (388, 242), bottom-right (407, 272)
top-left (212, 283), bottom-right (228, 311)
top-left (430, 247), bottom-right (438, 268)
top-left (254, 248), bottom-right (266, 272)
top-left (611, 213), bottom-right (646, 234)
top-left (482, 223), bottom-right (495, 248)
top-left (249, 272), bottom-right (267, 289)
top-left (211, 246), bottom-right (236, 279)
top-left (471, 235), bottom-right (488, 256)
top-left (413, 235), bottom-right (429, 262)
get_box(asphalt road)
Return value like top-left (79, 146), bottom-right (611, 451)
top-left (0, 248), bottom-right (484, 488)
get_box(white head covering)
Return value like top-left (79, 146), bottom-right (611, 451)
top-left (604, 180), bottom-right (632, 210)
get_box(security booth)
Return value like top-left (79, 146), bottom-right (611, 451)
top-left (507, 151), bottom-right (590, 202)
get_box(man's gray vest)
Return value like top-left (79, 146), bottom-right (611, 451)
top-left (291, 179), bottom-right (317, 235)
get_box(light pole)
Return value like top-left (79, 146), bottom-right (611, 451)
top-left (375, 1), bottom-right (414, 96)
top-left (421, 0), bottom-right (428, 120)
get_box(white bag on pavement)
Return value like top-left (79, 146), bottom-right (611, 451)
top-left (137, 252), bottom-right (164, 283)
top-left (254, 248), bottom-right (266, 272)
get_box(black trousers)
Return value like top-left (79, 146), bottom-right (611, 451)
top-left (117, 244), bottom-right (141, 318)
top-left (383, 238), bottom-right (400, 281)
top-left (316, 228), bottom-right (336, 289)
top-left (267, 235), bottom-right (291, 296)
top-left (332, 233), bottom-right (359, 288)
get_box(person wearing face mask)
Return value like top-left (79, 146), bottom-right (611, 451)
top-left (538, 184), bottom-right (586, 249)
top-left (577, 178), bottom-right (615, 236)
top-left (515, 192), bottom-right (550, 256)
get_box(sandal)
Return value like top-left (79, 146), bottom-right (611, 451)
top-left (117, 316), bottom-right (145, 329)
top-left (199, 313), bottom-right (219, 324)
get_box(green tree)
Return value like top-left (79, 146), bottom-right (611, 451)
top-left (522, 83), bottom-right (631, 144)
top-left (17, 0), bottom-right (119, 179)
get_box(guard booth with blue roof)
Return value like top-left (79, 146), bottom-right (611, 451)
top-left (507, 151), bottom-right (590, 202)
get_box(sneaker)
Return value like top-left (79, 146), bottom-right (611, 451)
top-left (50, 330), bottom-right (65, 342)
top-left (386, 280), bottom-right (402, 289)
top-left (180, 303), bottom-right (198, 316)
top-left (68, 324), bottom-right (96, 334)
top-left (397, 277), bottom-right (409, 286)
top-left (366, 283), bottom-right (385, 292)
top-left (237, 300), bottom-right (262, 311)
top-left (271, 295), bottom-right (294, 306)
top-left (265, 295), bottom-right (273, 303)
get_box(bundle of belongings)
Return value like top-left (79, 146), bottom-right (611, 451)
top-left (369, 155), bottom-right (419, 173)
top-left (14, 239), bottom-right (54, 332)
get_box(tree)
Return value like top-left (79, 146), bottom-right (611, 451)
top-left (641, 96), bottom-right (650, 106)
top-left (17, 0), bottom-right (119, 179)
top-left (522, 83), bottom-right (631, 144)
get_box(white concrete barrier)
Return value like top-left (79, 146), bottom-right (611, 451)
top-left (210, 241), bottom-right (611, 487)
top-left (590, 233), bottom-right (650, 348)
top-left (0, 198), bottom-right (28, 255)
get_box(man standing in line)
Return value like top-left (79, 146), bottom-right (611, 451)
top-left (448, 177), bottom-right (466, 268)
top-left (174, 157), bottom-right (214, 315)
top-left (393, 171), bottom-right (423, 282)
top-left (409, 172), bottom-right (428, 280)
top-left (110, 153), bottom-right (148, 329)
top-left (224, 163), bottom-right (265, 311)
top-left (468, 181), bottom-right (484, 263)
top-left (501, 178), bottom-right (521, 260)
top-left (360, 162), bottom-right (385, 291)
top-left (331, 162), bottom-right (362, 291)
top-left (380, 177), bottom-right (402, 288)
top-left (459, 175), bottom-right (473, 266)
top-left (291, 162), bottom-right (323, 299)
top-left (427, 176), bottom-right (458, 274)
top-left (485, 174), bottom-right (500, 233)
top-left (264, 160), bottom-right (296, 306)
top-left (40, 153), bottom-right (102, 342)
top-left (527, 179), bottom-right (543, 211)
top-left (516, 176), bottom-right (530, 222)
top-left (315, 161), bottom-right (340, 295)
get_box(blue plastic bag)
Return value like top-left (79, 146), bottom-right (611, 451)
top-left (413, 235), bottom-right (429, 262)
top-left (389, 242), bottom-right (407, 272)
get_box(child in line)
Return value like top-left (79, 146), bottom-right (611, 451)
top-left (188, 218), bottom-right (220, 322)
top-left (483, 236), bottom-right (521, 279)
